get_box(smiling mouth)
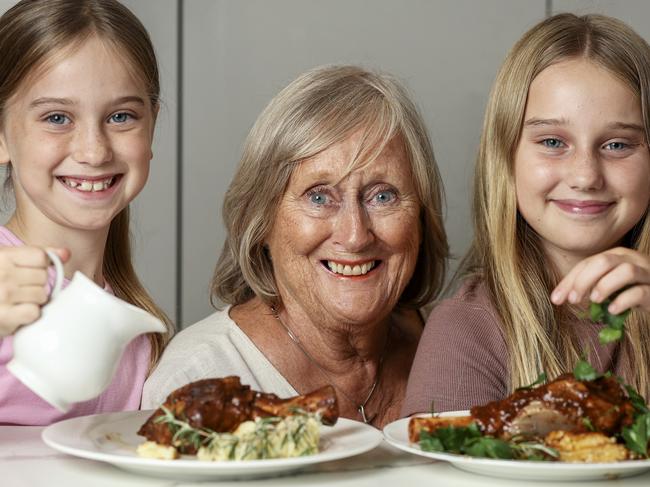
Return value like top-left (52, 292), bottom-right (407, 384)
top-left (321, 260), bottom-right (380, 276)
top-left (551, 199), bottom-right (614, 215)
top-left (57, 175), bottom-right (121, 192)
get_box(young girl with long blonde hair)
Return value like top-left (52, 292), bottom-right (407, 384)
top-left (403, 13), bottom-right (650, 414)
top-left (0, 0), bottom-right (172, 425)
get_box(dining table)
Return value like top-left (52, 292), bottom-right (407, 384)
top-left (3, 422), bottom-right (650, 487)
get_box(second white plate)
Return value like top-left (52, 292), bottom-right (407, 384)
top-left (383, 413), bottom-right (650, 481)
top-left (43, 410), bottom-right (383, 481)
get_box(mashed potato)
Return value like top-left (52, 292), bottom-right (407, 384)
top-left (196, 414), bottom-right (321, 461)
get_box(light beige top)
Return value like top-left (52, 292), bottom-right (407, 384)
top-left (141, 306), bottom-right (296, 409)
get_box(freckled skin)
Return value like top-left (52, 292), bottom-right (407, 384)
top-left (0, 36), bottom-right (157, 331)
top-left (266, 132), bottom-right (422, 328)
top-left (0, 36), bottom-right (157, 238)
top-left (515, 59), bottom-right (650, 276)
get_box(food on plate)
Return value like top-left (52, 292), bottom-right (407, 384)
top-left (409, 372), bottom-right (649, 462)
top-left (137, 376), bottom-right (339, 460)
top-left (409, 298), bottom-right (649, 463)
top-left (544, 431), bottom-right (629, 462)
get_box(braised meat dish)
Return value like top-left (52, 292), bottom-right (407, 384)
top-left (139, 376), bottom-right (339, 454)
top-left (410, 374), bottom-right (635, 443)
top-left (409, 373), bottom-right (647, 462)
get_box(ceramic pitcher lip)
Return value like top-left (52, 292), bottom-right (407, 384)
top-left (7, 251), bottom-right (165, 412)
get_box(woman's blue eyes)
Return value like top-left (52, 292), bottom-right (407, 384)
top-left (309, 192), bottom-right (328, 205)
top-left (374, 190), bottom-right (395, 204)
top-left (307, 189), bottom-right (396, 206)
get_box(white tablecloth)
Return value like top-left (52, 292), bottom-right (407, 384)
top-left (2, 425), bottom-right (650, 487)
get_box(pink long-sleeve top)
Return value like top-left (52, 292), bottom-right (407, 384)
top-left (0, 226), bottom-right (151, 425)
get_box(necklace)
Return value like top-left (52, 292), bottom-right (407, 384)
top-left (270, 306), bottom-right (387, 424)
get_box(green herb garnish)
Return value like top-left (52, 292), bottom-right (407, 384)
top-left (573, 358), bottom-right (600, 381)
top-left (516, 372), bottom-right (547, 392)
top-left (621, 413), bottom-right (650, 458)
top-left (589, 289), bottom-right (631, 344)
top-left (624, 384), bottom-right (650, 415)
top-left (419, 424), bottom-right (558, 461)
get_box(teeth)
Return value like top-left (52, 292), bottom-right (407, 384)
top-left (326, 260), bottom-right (376, 276)
top-left (61, 177), bottom-right (114, 192)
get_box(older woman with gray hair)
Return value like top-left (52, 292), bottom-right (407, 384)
top-left (143, 65), bottom-right (448, 427)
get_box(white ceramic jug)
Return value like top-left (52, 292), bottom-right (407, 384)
top-left (7, 250), bottom-right (166, 412)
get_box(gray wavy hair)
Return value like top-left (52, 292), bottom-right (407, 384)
top-left (211, 64), bottom-right (448, 310)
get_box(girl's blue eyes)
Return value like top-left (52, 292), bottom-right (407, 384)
top-left (110, 112), bottom-right (131, 123)
top-left (540, 138), bottom-right (631, 151)
top-left (604, 141), bottom-right (628, 151)
top-left (45, 112), bottom-right (132, 125)
top-left (541, 138), bottom-right (564, 149)
top-left (47, 114), bottom-right (69, 125)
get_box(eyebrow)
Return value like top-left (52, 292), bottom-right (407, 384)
top-left (523, 117), bottom-right (645, 133)
top-left (523, 117), bottom-right (568, 127)
top-left (29, 95), bottom-right (146, 109)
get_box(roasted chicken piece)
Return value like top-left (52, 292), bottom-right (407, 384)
top-left (138, 376), bottom-right (339, 453)
top-left (409, 374), bottom-right (635, 442)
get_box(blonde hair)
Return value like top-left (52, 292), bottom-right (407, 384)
top-left (213, 65), bottom-right (448, 310)
top-left (0, 0), bottom-right (173, 369)
top-left (464, 13), bottom-right (650, 397)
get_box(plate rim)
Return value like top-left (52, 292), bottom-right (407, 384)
top-left (382, 413), bottom-right (650, 473)
top-left (42, 410), bottom-right (383, 472)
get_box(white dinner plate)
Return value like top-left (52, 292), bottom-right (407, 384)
top-left (42, 410), bottom-right (382, 481)
top-left (383, 412), bottom-right (650, 481)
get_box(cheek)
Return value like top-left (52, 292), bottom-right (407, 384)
top-left (375, 210), bottom-right (421, 255)
top-left (117, 134), bottom-right (153, 164)
top-left (269, 213), bottom-right (330, 259)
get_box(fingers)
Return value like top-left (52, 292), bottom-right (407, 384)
top-left (0, 303), bottom-right (41, 336)
top-left (551, 247), bottom-right (650, 313)
top-left (0, 246), bottom-right (51, 269)
top-left (608, 285), bottom-right (650, 314)
top-left (0, 246), bottom-right (65, 337)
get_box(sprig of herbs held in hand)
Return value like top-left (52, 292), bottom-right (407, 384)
top-left (589, 288), bottom-right (631, 344)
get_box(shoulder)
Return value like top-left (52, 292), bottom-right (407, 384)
top-left (141, 307), bottom-right (293, 408)
top-left (402, 277), bottom-right (508, 415)
top-left (425, 277), bottom-right (503, 341)
top-left (142, 308), bottom-right (251, 407)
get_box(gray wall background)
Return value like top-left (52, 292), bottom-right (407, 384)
top-left (1, 0), bottom-right (649, 328)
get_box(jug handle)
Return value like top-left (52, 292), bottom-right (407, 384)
top-left (45, 249), bottom-right (65, 299)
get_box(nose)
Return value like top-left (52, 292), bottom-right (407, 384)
top-left (566, 148), bottom-right (604, 191)
top-left (332, 200), bottom-right (375, 252)
top-left (71, 124), bottom-right (112, 166)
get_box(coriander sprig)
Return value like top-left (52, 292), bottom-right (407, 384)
top-left (589, 288), bottom-right (631, 344)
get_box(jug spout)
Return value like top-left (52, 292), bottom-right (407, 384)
top-left (112, 301), bottom-right (167, 344)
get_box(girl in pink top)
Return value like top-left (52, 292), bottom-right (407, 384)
top-left (0, 0), bottom-right (172, 425)
top-left (405, 13), bottom-right (650, 414)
